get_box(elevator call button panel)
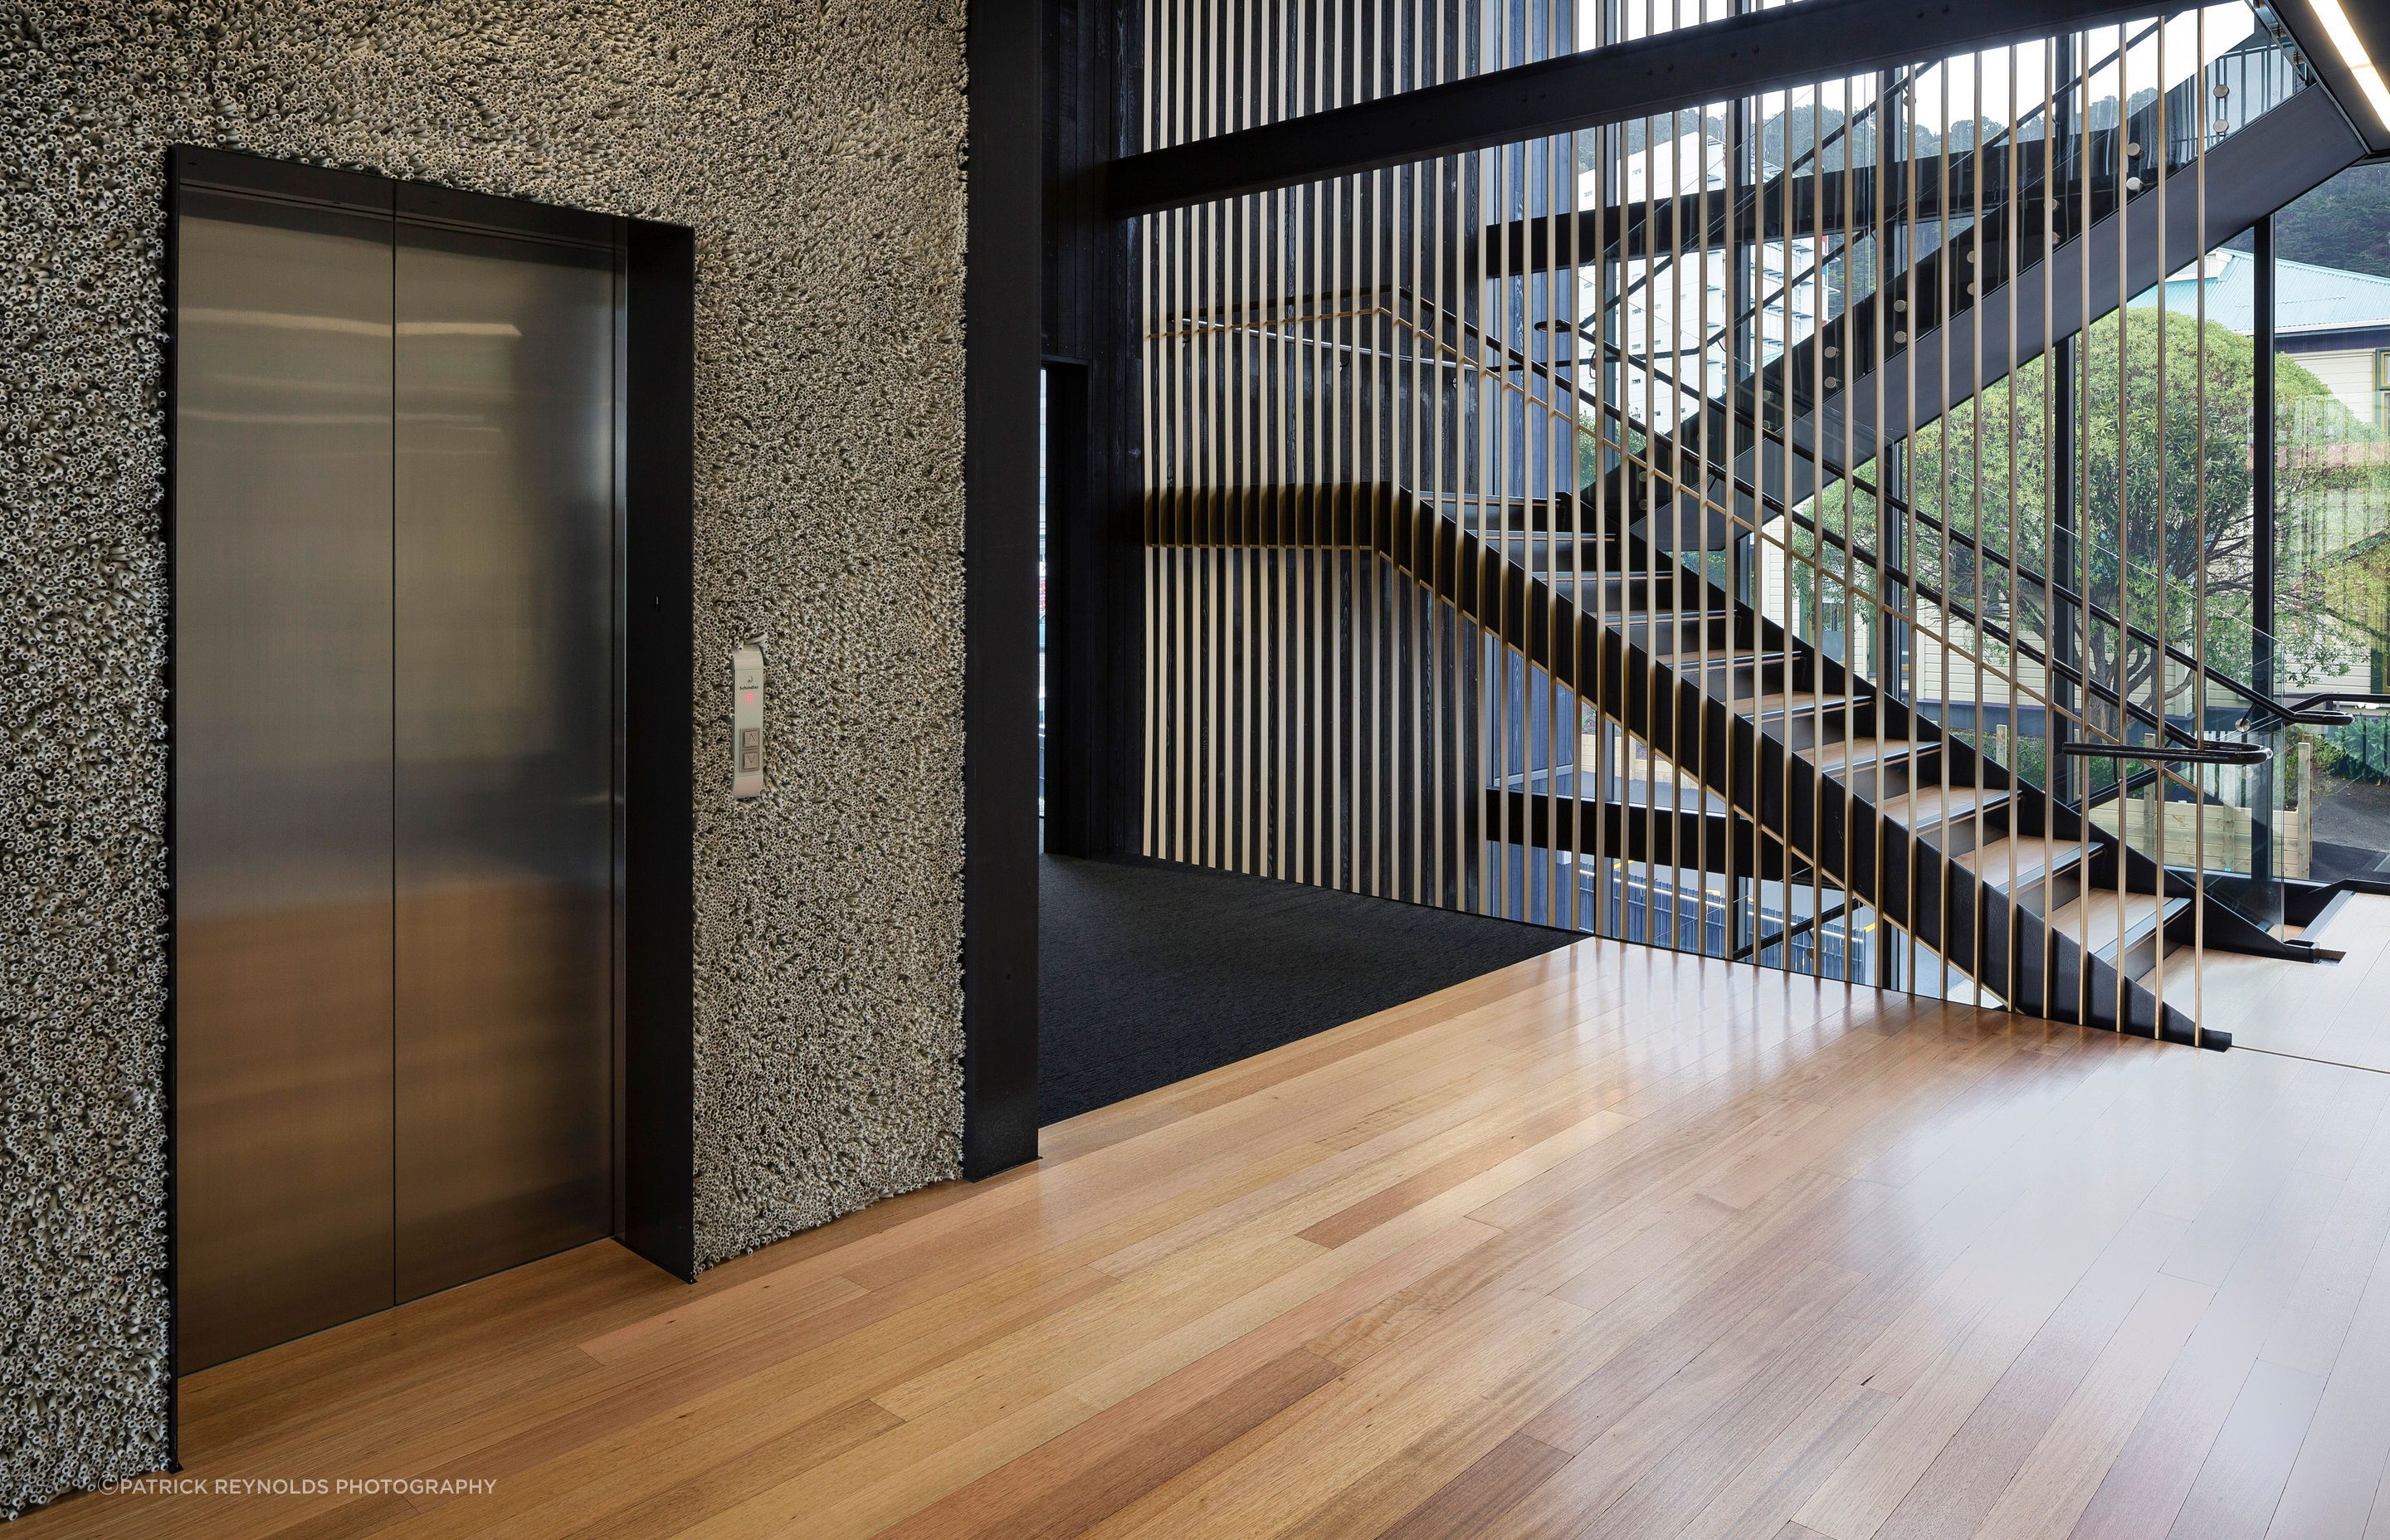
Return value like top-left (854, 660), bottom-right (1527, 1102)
top-left (732, 646), bottom-right (766, 799)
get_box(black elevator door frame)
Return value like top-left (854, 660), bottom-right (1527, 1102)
top-left (163, 149), bottom-right (698, 1404)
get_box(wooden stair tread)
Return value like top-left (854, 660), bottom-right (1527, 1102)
top-left (2132, 943), bottom-right (2280, 1036)
top-left (1673, 651), bottom-right (1786, 668)
top-left (2044, 890), bottom-right (2178, 957)
top-left (2133, 940), bottom-right (2278, 987)
top-left (1873, 784), bottom-right (2012, 830)
top-left (2146, 943), bottom-right (2328, 979)
top-left (1612, 614), bottom-right (1717, 631)
top-left (1798, 738), bottom-right (1934, 772)
top-left (1954, 833), bottom-right (2086, 885)
top-left (1611, 613), bottom-right (1718, 627)
top-left (1736, 691), bottom-right (1856, 718)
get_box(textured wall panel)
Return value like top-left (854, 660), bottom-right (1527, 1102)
top-left (0, 1), bottom-right (967, 1513)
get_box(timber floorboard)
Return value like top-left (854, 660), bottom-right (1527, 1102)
top-left (21, 935), bottom-right (2390, 1538)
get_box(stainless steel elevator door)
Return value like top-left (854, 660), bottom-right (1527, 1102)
top-left (173, 193), bottom-right (399, 1372)
top-left (175, 187), bottom-right (618, 1371)
top-left (393, 226), bottom-right (615, 1301)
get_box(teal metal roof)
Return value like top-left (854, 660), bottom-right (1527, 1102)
top-left (2134, 248), bottom-right (2390, 339)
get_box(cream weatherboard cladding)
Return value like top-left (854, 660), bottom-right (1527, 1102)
top-left (0, 1), bottom-right (968, 1514)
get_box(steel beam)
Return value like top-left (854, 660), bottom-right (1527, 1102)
top-left (1643, 86), bottom-right (2363, 553)
top-left (1105, 0), bottom-right (2162, 217)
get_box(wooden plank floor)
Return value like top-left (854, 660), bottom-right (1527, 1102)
top-left (2193, 895), bottom-right (2390, 1073)
top-left (23, 935), bottom-right (2390, 1538)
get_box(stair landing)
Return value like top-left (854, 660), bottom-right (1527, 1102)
top-left (2144, 894), bottom-right (2390, 1072)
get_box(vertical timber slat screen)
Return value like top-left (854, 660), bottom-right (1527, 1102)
top-left (1138, 0), bottom-right (2310, 1042)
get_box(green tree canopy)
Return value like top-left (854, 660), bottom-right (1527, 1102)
top-left (1811, 311), bottom-right (2389, 720)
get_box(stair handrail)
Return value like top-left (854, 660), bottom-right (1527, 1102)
top-left (1581, 327), bottom-right (2288, 740)
top-left (1159, 297), bottom-right (2223, 800)
top-left (1574, 12), bottom-right (2183, 359)
top-left (2059, 738), bottom-right (2272, 765)
top-left (1481, 309), bottom-right (2241, 757)
top-left (1609, 17), bottom-right (2296, 416)
top-left (1589, 12), bottom-right (2289, 407)
top-left (1403, 284), bottom-right (2285, 751)
top-left (2236, 690), bottom-right (2390, 729)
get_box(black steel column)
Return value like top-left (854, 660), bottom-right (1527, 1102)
top-left (963, 0), bottom-right (1044, 1179)
top-left (1874, 67), bottom-right (1910, 727)
top-left (1043, 0), bottom-right (1144, 861)
top-left (2253, 214), bottom-right (2277, 694)
top-left (2051, 34), bottom-right (2078, 806)
top-left (1726, 12), bottom-right (1753, 614)
top-left (2250, 212), bottom-right (2279, 900)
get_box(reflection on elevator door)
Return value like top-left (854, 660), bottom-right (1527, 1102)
top-left (174, 188), bottom-right (617, 1372)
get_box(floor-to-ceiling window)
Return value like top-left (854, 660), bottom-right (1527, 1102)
top-left (2264, 164), bottom-right (2390, 880)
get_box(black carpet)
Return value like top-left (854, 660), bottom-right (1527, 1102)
top-left (1038, 854), bottom-right (1580, 1126)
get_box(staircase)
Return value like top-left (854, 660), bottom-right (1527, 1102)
top-left (1153, 483), bottom-right (2210, 1040)
top-left (1614, 85), bottom-right (2358, 550)
top-left (1140, 6), bottom-right (2384, 1048)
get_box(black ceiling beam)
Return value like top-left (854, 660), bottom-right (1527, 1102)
top-left (1105, 0), bottom-right (2163, 217)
